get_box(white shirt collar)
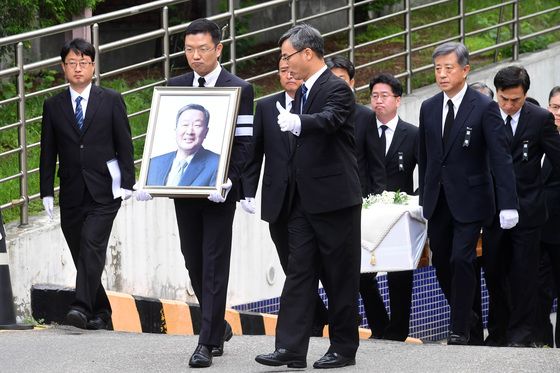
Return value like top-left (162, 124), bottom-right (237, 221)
top-left (376, 114), bottom-right (399, 132)
top-left (284, 92), bottom-right (295, 111)
top-left (302, 65), bottom-right (328, 93)
top-left (193, 64), bottom-right (222, 87)
top-left (499, 107), bottom-right (521, 123)
top-left (69, 83), bottom-right (92, 104)
top-left (443, 82), bottom-right (468, 114)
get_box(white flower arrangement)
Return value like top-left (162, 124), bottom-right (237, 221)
top-left (363, 190), bottom-right (410, 209)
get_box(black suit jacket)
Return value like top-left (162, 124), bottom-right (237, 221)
top-left (242, 92), bottom-right (292, 223)
top-left (418, 86), bottom-right (518, 222)
top-left (504, 102), bottom-right (560, 228)
top-left (542, 156), bottom-right (560, 244)
top-left (168, 68), bottom-right (254, 201)
top-left (354, 104), bottom-right (386, 196)
top-left (372, 117), bottom-right (418, 195)
top-left (40, 85), bottom-right (135, 208)
top-left (291, 69), bottom-right (362, 214)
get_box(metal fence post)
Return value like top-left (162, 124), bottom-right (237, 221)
top-left (513, 0), bottom-right (519, 60)
top-left (229, 0), bottom-right (236, 75)
top-left (16, 43), bottom-right (28, 226)
top-left (93, 23), bottom-right (100, 86)
top-left (459, 0), bottom-right (465, 44)
top-left (349, 0), bottom-right (355, 63)
top-left (163, 6), bottom-right (170, 82)
top-left (405, 0), bottom-right (412, 95)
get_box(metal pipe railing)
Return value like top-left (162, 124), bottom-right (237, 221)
top-left (1, 0), bottom-right (559, 224)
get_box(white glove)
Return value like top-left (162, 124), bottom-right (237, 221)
top-left (208, 179), bottom-right (232, 203)
top-left (276, 101), bottom-right (301, 134)
top-left (121, 188), bottom-right (133, 201)
top-left (240, 197), bottom-right (256, 214)
top-left (42, 196), bottom-right (54, 220)
top-left (133, 183), bottom-right (153, 201)
top-left (499, 209), bottom-right (519, 230)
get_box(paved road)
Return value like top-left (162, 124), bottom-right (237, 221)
top-left (1, 326), bottom-right (560, 372)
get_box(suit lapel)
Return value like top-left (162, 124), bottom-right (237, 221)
top-left (180, 151), bottom-right (206, 185)
top-left (430, 92), bottom-right (445, 157)
top-left (275, 92), bottom-right (293, 153)
top-left (302, 69), bottom-right (330, 114)
top-left (57, 89), bottom-right (82, 135)
top-left (444, 88), bottom-right (475, 157)
top-left (216, 69), bottom-right (232, 86)
top-left (511, 104), bottom-right (528, 150)
top-left (385, 119), bottom-right (406, 164)
top-left (81, 85), bottom-right (103, 135)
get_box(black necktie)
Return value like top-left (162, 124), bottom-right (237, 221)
top-left (380, 125), bottom-right (388, 158)
top-left (198, 77), bottom-right (206, 87)
top-left (443, 99), bottom-right (454, 146)
top-left (300, 84), bottom-right (308, 114)
top-left (505, 115), bottom-right (513, 143)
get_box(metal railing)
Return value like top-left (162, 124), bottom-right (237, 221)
top-left (0, 0), bottom-right (559, 225)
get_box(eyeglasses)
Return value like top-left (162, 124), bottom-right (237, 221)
top-left (371, 93), bottom-right (398, 101)
top-left (549, 104), bottom-right (560, 112)
top-left (185, 46), bottom-right (216, 55)
top-left (281, 49), bottom-right (304, 62)
top-left (64, 61), bottom-right (93, 69)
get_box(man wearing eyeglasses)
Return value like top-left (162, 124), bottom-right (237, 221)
top-left (255, 24), bottom-right (362, 370)
top-left (136, 18), bottom-right (254, 368)
top-left (39, 38), bottom-right (135, 331)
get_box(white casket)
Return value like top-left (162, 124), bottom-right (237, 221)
top-left (360, 196), bottom-right (427, 273)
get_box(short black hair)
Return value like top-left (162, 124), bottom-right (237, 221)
top-left (185, 18), bottom-right (221, 45)
top-left (325, 55), bottom-right (355, 80)
top-left (369, 73), bottom-right (403, 97)
top-left (494, 65), bottom-right (530, 94)
top-left (176, 103), bottom-right (210, 128)
top-left (60, 38), bottom-right (95, 62)
top-left (549, 86), bottom-right (560, 102)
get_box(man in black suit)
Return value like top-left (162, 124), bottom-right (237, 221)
top-left (418, 42), bottom-right (519, 345)
top-left (535, 86), bottom-right (560, 348)
top-left (360, 73), bottom-right (418, 342)
top-left (39, 38), bottom-right (135, 330)
top-left (324, 55), bottom-right (386, 196)
top-left (483, 67), bottom-right (560, 347)
top-left (137, 19), bottom-right (254, 368)
top-left (240, 58), bottom-right (329, 335)
top-left (255, 23), bottom-right (362, 370)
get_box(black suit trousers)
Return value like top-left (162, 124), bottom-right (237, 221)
top-left (269, 220), bottom-right (329, 327)
top-left (483, 221), bottom-right (540, 345)
top-left (275, 194), bottom-right (361, 358)
top-left (174, 198), bottom-right (236, 347)
top-left (359, 270), bottom-right (413, 341)
top-left (428, 189), bottom-right (480, 337)
top-left (535, 242), bottom-right (560, 347)
top-left (60, 189), bottom-right (120, 319)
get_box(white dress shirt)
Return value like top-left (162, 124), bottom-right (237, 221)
top-left (441, 82), bottom-right (468, 136)
top-left (377, 114), bottom-right (399, 155)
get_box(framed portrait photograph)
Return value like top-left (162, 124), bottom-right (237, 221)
top-left (137, 86), bottom-right (241, 197)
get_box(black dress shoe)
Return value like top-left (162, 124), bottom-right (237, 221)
top-left (255, 348), bottom-right (307, 368)
top-left (313, 352), bottom-right (355, 369)
top-left (189, 344), bottom-right (213, 368)
top-left (212, 321), bottom-right (233, 357)
top-left (64, 309), bottom-right (88, 329)
top-left (86, 316), bottom-right (109, 330)
top-left (507, 341), bottom-right (537, 348)
top-left (447, 333), bottom-right (469, 346)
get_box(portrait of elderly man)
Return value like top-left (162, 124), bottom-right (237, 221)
top-left (146, 103), bottom-right (220, 187)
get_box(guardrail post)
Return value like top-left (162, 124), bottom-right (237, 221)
top-left (513, 0), bottom-right (519, 60)
top-left (93, 23), bottom-right (100, 86)
top-left (162, 6), bottom-right (170, 82)
top-left (229, 0), bottom-right (236, 75)
top-left (16, 43), bottom-right (28, 227)
top-left (405, 0), bottom-right (412, 95)
top-left (459, 0), bottom-right (465, 43)
top-left (349, 0), bottom-right (355, 63)
top-left (291, 0), bottom-right (297, 26)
